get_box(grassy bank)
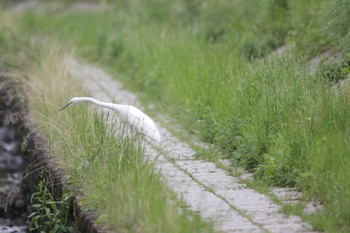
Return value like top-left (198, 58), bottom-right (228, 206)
top-left (0, 11), bottom-right (215, 233)
top-left (2, 0), bottom-right (350, 231)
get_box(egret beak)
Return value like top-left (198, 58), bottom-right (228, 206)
top-left (60, 102), bottom-right (72, 111)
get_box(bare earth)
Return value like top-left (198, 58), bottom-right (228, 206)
top-left (67, 58), bottom-right (316, 233)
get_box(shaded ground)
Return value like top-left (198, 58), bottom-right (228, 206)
top-left (0, 126), bottom-right (28, 233)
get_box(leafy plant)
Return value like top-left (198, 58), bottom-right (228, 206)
top-left (29, 179), bottom-right (75, 233)
top-left (320, 57), bottom-right (350, 83)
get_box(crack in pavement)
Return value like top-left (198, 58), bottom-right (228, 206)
top-left (67, 58), bottom-right (316, 233)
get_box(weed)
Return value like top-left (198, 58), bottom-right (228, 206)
top-left (29, 179), bottom-right (75, 233)
top-left (319, 56), bottom-right (350, 83)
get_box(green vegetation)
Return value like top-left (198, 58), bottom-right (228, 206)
top-left (1, 0), bottom-right (350, 232)
top-left (0, 12), bottom-right (215, 233)
top-left (29, 179), bottom-right (75, 233)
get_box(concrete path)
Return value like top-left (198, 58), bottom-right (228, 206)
top-left (68, 58), bottom-right (315, 233)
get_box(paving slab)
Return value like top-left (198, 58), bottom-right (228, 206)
top-left (67, 58), bottom-right (316, 233)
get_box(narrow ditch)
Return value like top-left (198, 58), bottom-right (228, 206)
top-left (0, 74), bottom-right (105, 232)
top-left (0, 125), bottom-right (27, 232)
top-left (0, 78), bottom-right (29, 232)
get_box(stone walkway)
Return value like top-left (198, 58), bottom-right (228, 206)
top-left (68, 58), bottom-right (315, 233)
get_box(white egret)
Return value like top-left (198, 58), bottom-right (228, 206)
top-left (60, 97), bottom-right (161, 143)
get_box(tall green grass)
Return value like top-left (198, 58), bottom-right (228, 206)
top-left (0, 13), bottom-right (215, 230)
top-left (7, 0), bottom-right (350, 231)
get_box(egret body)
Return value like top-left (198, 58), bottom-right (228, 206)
top-left (60, 97), bottom-right (161, 143)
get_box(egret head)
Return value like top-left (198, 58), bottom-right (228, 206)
top-left (60, 97), bottom-right (81, 111)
